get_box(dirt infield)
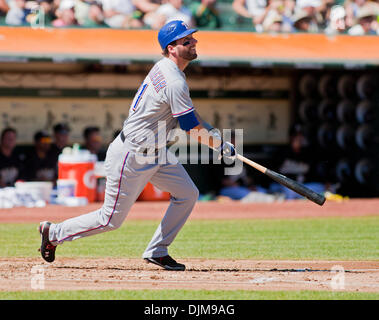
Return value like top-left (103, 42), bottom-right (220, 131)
top-left (0, 199), bottom-right (378, 293)
top-left (1, 258), bottom-right (378, 292)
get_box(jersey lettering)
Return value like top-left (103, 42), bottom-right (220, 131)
top-left (149, 66), bottom-right (167, 93)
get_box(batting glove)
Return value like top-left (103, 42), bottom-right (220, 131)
top-left (217, 141), bottom-right (236, 161)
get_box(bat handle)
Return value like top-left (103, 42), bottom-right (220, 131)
top-left (236, 154), bottom-right (267, 174)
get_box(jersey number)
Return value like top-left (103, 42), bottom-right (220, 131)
top-left (132, 83), bottom-right (148, 111)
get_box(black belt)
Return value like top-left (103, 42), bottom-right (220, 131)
top-left (120, 131), bottom-right (160, 154)
top-left (120, 130), bottom-right (126, 142)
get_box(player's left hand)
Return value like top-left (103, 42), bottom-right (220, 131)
top-left (218, 141), bottom-right (236, 160)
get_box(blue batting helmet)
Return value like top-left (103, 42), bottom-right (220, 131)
top-left (158, 20), bottom-right (197, 50)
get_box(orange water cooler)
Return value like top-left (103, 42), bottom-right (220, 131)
top-left (138, 182), bottom-right (171, 201)
top-left (58, 151), bottom-right (98, 202)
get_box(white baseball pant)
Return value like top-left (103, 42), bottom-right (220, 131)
top-left (48, 135), bottom-right (199, 258)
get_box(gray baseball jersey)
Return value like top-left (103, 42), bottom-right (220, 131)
top-left (124, 57), bottom-right (195, 149)
top-left (48, 57), bottom-right (199, 259)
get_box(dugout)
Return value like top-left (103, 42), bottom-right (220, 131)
top-left (0, 27), bottom-right (378, 197)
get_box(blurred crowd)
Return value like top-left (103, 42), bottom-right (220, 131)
top-left (233, 0), bottom-right (379, 34)
top-left (0, 0), bottom-right (378, 35)
top-left (0, 124), bottom-right (108, 187)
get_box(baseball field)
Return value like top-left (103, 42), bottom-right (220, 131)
top-left (0, 198), bottom-right (378, 300)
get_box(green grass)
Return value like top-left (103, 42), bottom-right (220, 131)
top-left (1, 217), bottom-right (378, 260)
top-left (0, 290), bottom-right (378, 300)
top-left (1, 217), bottom-right (378, 300)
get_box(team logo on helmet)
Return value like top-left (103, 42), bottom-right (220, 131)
top-left (167, 24), bottom-right (176, 33)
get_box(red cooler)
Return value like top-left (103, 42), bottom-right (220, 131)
top-left (138, 182), bottom-right (171, 201)
top-left (58, 151), bottom-right (98, 202)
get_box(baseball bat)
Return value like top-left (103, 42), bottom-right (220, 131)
top-left (236, 154), bottom-right (326, 206)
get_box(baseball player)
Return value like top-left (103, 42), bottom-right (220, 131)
top-left (39, 20), bottom-right (236, 271)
